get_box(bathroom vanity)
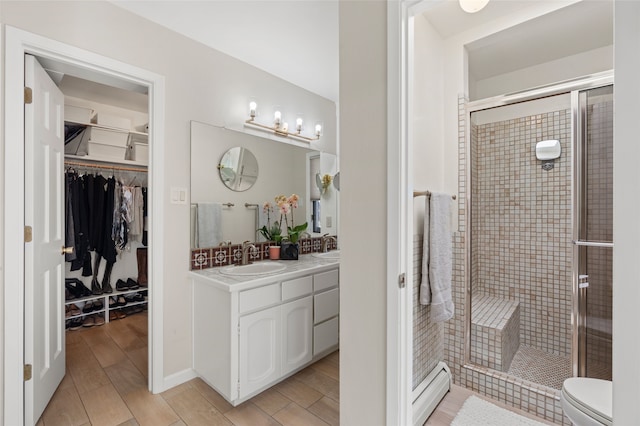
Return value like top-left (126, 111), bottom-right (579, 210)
top-left (190, 255), bottom-right (339, 405)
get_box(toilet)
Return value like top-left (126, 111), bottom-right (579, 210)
top-left (561, 378), bottom-right (612, 426)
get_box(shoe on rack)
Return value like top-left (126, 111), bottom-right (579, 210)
top-left (109, 311), bottom-right (118, 321)
top-left (116, 309), bottom-right (127, 319)
top-left (68, 318), bottom-right (83, 331)
top-left (132, 293), bottom-right (145, 303)
top-left (115, 279), bottom-right (129, 292)
top-left (117, 296), bottom-right (127, 307)
top-left (68, 304), bottom-right (81, 317)
top-left (126, 278), bottom-right (140, 290)
top-left (94, 315), bottom-right (105, 326)
top-left (82, 301), bottom-right (94, 313)
top-left (65, 288), bottom-right (74, 301)
top-left (91, 277), bottom-right (103, 295)
top-left (82, 315), bottom-right (95, 327)
top-left (93, 300), bottom-right (104, 311)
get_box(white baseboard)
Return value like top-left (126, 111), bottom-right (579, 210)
top-left (412, 361), bottom-right (452, 426)
top-left (159, 368), bottom-right (197, 393)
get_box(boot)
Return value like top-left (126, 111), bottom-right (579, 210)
top-left (137, 247), bottom-right (148, 287)
top-left (91, 255), bottom-right (103, 295)
top-left (102, 261), bottom-right (114, 294)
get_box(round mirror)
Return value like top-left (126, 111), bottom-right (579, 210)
top-left (218, 147), bottom-right (259, 191)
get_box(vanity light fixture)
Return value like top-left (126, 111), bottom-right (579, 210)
top-left (459, 0), bottom-right (489, 13)
top-left (245, 102), bottom-right (321, 143)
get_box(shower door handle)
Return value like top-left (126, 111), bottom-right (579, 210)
top-left (578, 274), bottom-right (589, 289)
top-left (572, 240), bottom-right (614, 248)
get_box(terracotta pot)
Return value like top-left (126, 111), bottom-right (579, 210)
top-left (269, 246), bottom-right (280, 260)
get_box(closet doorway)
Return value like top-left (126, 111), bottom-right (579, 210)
top-left (4, 27), bottom-right (165, 425)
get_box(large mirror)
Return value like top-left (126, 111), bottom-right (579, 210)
top-left (218, 147), bottom-right (258, 191)
top-left (190, 120), bottom-right (338, 249)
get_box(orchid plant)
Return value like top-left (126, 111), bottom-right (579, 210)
top-left (258, 202), bottom-right (283, 245)
top-left (276, 194), bottom-right (308, 244)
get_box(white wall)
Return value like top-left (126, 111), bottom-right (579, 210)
top-left (339, 1), bottom-right (388, 424)
top-left (412, 14), bottom-right (445, 234)
top-left (471, 45), bottom-right (613, 100)
top-left (613, 1), bottom-right (640, 422)
top-left (0, 0), bottom-right (336, 395)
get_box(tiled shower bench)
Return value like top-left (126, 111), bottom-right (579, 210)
top-left (470, 294), bottom-right (520, 372)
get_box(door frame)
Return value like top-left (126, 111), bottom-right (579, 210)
top-left (3, 26), bottom-right (166, 425)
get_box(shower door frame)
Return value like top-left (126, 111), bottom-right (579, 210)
top-left (464, 72), bottom-right (614, 379)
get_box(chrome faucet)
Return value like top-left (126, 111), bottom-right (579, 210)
top-left (320, 234), bottom-right (337, 253)
top-left (241, 241), bottom-right (256, 265)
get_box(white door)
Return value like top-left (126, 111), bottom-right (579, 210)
top-left (239, 306), bottom-right (281, 398)
top-left (281, 296), bottom-right (313, 375)
top-left (24, 54), bottom-right (66, 425)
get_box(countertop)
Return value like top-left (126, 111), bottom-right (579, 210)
top-left (189, 254), bottom-right (340, 292)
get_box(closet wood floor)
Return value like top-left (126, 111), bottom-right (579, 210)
top-left (38, 312), bottom-right (340, 426)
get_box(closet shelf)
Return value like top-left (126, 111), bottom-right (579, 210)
top-left (65, 119), bottom-right (148, 137)
top-left (65, 155), bottom-right (148, 171)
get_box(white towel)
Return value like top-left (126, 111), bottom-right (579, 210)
top-left (197, 202), bottom-right (223, 248)
top-left (190, 204), bottom-right (198, 248)
top-left (420, 192), bottom-right (454, 322)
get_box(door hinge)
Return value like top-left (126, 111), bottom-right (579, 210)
top-left (237, 381), bottom-right (241, 393)
top-left (24, 364), bottom-right (32, 381)
top-left (398, 273), bottom-right (406, 289)
top-left (24, 87), bottom-right (33, 104)
top-left (24, 226), bottom-right (33, 243)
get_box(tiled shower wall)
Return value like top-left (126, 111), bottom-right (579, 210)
top-left (412, 235), bottom-right (444, 390)
top-left (472, 109), bottom-right (573, 357)
top-left (444, 95), bottom-right (570, 424)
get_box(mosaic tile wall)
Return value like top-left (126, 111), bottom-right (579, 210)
top-left (443, 95), bottom-right (570, 425)
top-left (472, 109), bottom-right (573, 357)
top-left (190, 236), bottom-right (338, 270)
top-left (584, 96), bottom-right (613, 379)
top-left (412, 235), bottom-right (444, 390)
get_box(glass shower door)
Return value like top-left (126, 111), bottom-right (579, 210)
top-left (574, 85), bottom-right (613, 380)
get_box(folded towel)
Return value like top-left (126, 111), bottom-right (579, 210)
top-left (197, 202), bottom-right (223, 248)
top-left (420, 192), bottom-right (454, 322)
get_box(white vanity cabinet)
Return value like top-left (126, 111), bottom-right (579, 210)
top-left (191, 262), bottom-right (338, 406)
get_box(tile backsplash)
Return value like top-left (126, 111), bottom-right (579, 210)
top-left (190, 236), bottom-right (338, 270)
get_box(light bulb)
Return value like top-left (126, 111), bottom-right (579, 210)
top-left (296, 118), bottom-right (303, 132)
top-left (315, 124), bottom-right (322, 136)
top-left (282, 122), bottom-right (289, 132)
top-left (459, 0), bottom-right (489, 13)
top-left (274, 111), bottom-right (281, 126)
top-left (249, 101), bottom-right (257, 118)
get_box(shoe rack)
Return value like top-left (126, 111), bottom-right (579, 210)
top-left (65, 286), bottom-right (148, 330)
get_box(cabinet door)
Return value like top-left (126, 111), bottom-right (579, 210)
top-left (281, 296), bottom-right (313, 375)
top-left (239, 306), bottom-right (281, 398)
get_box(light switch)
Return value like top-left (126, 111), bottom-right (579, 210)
top-left (326, 216), bottom-right (332, 227)
top-left (170, 187), bottom-right (188, 205)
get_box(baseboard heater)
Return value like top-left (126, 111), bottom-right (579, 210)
top-left (412, 361), bottom-right (452, 426)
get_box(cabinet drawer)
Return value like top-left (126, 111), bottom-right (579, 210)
top-left (314, 269), bottom-right (339, 292)
top-left (314, 287), bottom-right (339, 324)
top-left (239, 283), bottom-right (280, 314)
top-left (314, 316), bottom-right (339, 355)
top-left (282, 275), bottom-right (313, 301)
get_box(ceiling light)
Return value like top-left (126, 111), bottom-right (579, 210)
top-left (459, 0), bottom-right (489, 13)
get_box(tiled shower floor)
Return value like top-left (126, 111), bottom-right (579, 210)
top-left (507, 345), bottom-right (571, 390)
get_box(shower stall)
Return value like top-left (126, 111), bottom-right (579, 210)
top-left (467, 79), bottom-right (613, 390)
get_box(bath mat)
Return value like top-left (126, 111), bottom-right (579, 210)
top-left (451, 395), bottom-right (548, 426)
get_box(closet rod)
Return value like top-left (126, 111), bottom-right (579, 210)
top-left (64, 160), bottom-right (147, 173)
top-left (413, 190), bottom-right (456, 200)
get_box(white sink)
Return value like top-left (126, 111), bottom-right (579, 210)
top-left (219, 262), bottom-right (287, 276)
top-left (312, 250), bottom-right (341, 260)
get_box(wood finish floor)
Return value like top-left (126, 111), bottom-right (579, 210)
top-left (39, 311), bottom-right (552, 426)
top-left (38, 312), bottom-right (340, 426)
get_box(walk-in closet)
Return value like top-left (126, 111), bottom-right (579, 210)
top-left (34, 53), bottom-right (152, 422)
